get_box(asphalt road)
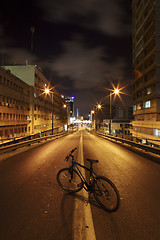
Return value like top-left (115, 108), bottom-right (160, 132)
top-left (0, 129), bottom-right (160, 240)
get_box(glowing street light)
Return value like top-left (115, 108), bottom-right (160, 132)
top-left (94, 103), bottom-right (102, 131)
top-left (90, 110), bottom-right (95, 128)
top-left (106, 82), bottom-right (128, 134)
top-left (44, 88), bottom-right (50, 94)
top-left (63, 103), bottom-right (69, 130)
top-left (114, 89), bottom-right (119, 94)
top-left (97, 104), bottom-right (102, 109)
top-left (44, 87), bottom-right (54, 135)
top-left (109, 88), bottom-right (119, 135)
top-left (63, 104), bottom-right (67, 108)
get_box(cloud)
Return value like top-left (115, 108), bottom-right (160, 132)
top-left (1, 48), bottom-right (38, 66)
top-left (46, 37), bottom-right (127, 90)
top-left (1, 39), bottom-right (128, 95)
top-left (37, 0), bottom-right (131, 36)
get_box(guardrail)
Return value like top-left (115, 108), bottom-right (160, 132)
top-left (94, 131), bottom-right (160, 162)
top-left (0, 131), bottom-right (70, 154)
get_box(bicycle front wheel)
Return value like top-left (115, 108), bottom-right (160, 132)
top-left (92, 176), bottom-right (120, 212)
top-left (57, 168), bottom-right (83, 193)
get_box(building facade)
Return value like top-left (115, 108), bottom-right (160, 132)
top-left (0, 65), bottom-right (67, 140)
top-left (132, 0), bottom-right (160, 140)
top-left (0, 67), bottom-right (31, 139)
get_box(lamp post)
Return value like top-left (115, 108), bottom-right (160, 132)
top-left (96, 104), bottom-right (102, 131)
top-left (63, 103), bottom-right (69, 131)
top-left (45, 88), bottom-right (54, 135)
top-left (109, 89), bottom-right (119, 135)
top-left (91, 110), bottom-right (95, 129)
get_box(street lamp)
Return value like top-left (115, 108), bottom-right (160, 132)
top-left (44, 88), bottom-right (54, 135)
top-left (95, 104), bottom-right (102, 131)
top-left (109, 89), bottom-right (119, 135)
top-left (97, 104), bottom-right (102, 110)
top-left (63, 103), bottom-right (69, 131)
top-left (91, 110), bottom-right (95, 129)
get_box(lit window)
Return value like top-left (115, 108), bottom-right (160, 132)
top-left (144, 100), bottom-right (150, 108)
top-left (133, 105), bottom-right (136, 111)
top-left (154, 129), bottom-right (160, 137)
top-left (137, 103), bottom-right (142, 110)
top-left (147, 87), bottom-right (152, 95)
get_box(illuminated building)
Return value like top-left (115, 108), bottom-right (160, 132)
top-left (132, 0), bottom-right (160, 139)
top-left (1, 65), bottom-right (66, 140)
top-left (0, 67), bottom-right (31, 139)
top-left (65, 96), bottom-right (75, 124)
top-left (65, 96), bottom-right (74, 117)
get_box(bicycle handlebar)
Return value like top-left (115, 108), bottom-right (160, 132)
top-left (71, 147), bottom-right (77, 154)
top-left (65, 147), bottom-right (77, 161)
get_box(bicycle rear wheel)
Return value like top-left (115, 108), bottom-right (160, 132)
top-left (92, 176), bottom-right (120, 212)
top-left (57, 167), bottom-right (83, 193)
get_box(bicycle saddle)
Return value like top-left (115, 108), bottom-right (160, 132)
top-left (86, 159), bottom-right (98, 164)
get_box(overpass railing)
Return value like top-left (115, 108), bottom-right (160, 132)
top-left (94, 131), bottom-right (160, 157)
top-left (0, 129), bottom-right (77, 155)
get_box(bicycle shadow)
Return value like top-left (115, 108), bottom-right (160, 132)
top-left (62, 192), bottom-right (102, 210)
top-left (58, 191), bottom-right (111, 239)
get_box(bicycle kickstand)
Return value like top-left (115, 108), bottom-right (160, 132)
top-left (86, 192), bottom-right (92, 206)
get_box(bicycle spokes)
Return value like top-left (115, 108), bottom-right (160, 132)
top-left (93, 176), bottom-right (119, 212)
top-left (57, 168), bottom-right (83, 193)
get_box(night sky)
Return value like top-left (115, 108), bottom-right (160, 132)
top-left (0, 0), bottom-right (132, 117)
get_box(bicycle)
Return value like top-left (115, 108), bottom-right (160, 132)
top-left (57, 148), bottom-right (120, 212)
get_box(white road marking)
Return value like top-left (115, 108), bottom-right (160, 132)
top-left (72, 132), bottom-right (96, 240)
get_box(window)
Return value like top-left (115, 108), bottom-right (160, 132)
top-left (144, 100), bottom-right (151, 108)
top-left (133, 105), bottom-right (136, 111)
top-left (137, 103), bottom-right (142, 110)
top-left (147, 87), bottom-right (152, 95)
top-left (154, 129), bottom-right (160, 137)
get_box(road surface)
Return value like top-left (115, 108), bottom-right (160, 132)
top-left (0, 130), bottom-right (160, 240)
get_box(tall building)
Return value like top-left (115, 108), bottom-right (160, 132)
top-left (0, 65), bottom-right (67, 140)
top-left (65, 96), bottom-right (74, 117)
top-left (132, 0), bottom-right (160, 139)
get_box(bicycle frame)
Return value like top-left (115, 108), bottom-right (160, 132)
top-left (71, 159), bottom-right (97, 192)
